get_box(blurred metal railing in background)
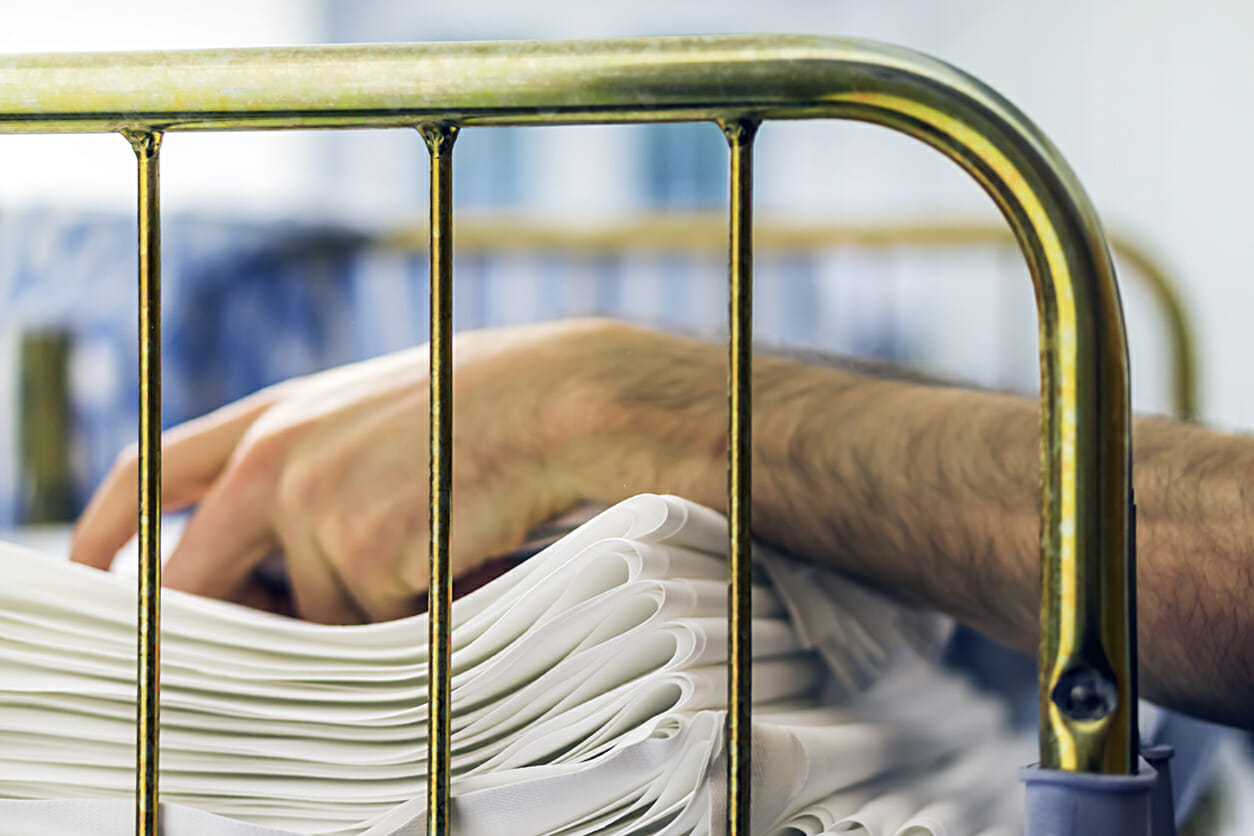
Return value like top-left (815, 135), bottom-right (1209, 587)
top-left (381, 214), bottom-right (1197, 421)
top-left (0, 35), bottom-right (1136, 835)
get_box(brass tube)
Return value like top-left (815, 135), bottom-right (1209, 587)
top-left (122, 128), bottom-right (163, 836)
top-left (419, 122), bottom-right (458, 836)
top-left (721, 117), bottom-right (758, 836)
top-left (0, 34), bottom-right (1135, 775)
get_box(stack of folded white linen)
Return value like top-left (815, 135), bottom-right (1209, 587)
top-left (0, 494), bottom-right (1030, 835)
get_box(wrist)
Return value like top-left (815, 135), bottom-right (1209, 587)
top-left (541, 320), bottom-right (728, 512)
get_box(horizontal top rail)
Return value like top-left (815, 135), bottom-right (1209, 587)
top-left (2, 34), bottom-right (1070, 136)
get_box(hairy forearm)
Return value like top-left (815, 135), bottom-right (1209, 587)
top-left (757, 370), bottom-right (1254, 730)
top-left (755, 371), bottom-right (1041, 637)
top-left (560, 322), bottom-right (1254, 729)
top-left (1128, 416), bottom-right (1254, 728)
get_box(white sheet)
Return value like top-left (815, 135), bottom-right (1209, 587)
top-left (0, 494), bottom-right (1028, 835)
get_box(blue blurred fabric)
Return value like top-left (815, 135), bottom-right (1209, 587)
top-left (0, 210), bottom-right (854, 526)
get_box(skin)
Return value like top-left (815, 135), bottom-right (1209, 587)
top-left (69, 318), bottom-right (1254, 730)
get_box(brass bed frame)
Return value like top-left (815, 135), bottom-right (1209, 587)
top-left (0, 35), bottom-right (1139, 835)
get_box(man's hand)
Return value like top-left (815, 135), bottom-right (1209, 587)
top-left (68, 320), bottom-right (727, 623)
top-left (67, 316), bottom-right (1254, 727)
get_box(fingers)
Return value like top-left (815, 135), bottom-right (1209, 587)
top-left (69, 390), bottom-right (281, 570)
top-left (160, 447), bottom-right (281, 601)
top-left (278, 391), bottom-right (428, 623)
top-left (67, 323), bottom-right (602, 625)
top-left (280, 519), bottom-right (370, 625)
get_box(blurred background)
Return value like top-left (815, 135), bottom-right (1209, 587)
top-left (0, 0), bottom-right (1242, 518)
top-left (3, 1), bottom-right (1253, 830)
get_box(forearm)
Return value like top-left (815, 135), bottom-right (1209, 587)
top-left (1127, 415), bottom-right (1254, 728)
top-left (758, 370), bottom-right (1254, 730)
top-left (754, 371), bottom-right (1042, 641)
top-left (560, 322), bottom-right (1254, 729)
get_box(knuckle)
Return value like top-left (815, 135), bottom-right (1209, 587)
top-left (216, 426), bottom-right (301, 515)
top-left (232, 428), bottom-right (284, 477)
top-left (230, 419), bottom-right (302, 491)
top-left (315, 509), bottom-right (372, 570)
top-left (273, 457), bottom-right (321, 521)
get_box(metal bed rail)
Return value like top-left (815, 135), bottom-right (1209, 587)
top-left (0, 34), bottom-right (1137, 835)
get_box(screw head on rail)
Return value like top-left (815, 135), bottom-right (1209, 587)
top-left (1051, 667), bottom-right (1119, 721)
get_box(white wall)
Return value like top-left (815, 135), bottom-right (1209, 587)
top-left (0, 0), bottom-right (325, 215)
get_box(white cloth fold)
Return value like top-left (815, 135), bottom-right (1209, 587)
top-left (0, 494), bottom-right (1027, 835)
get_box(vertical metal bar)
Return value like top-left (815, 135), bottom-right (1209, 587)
top-left (720, 117), bottom-right (758, 836)
top-left (419, 121), bottom-right (458, 836)
top-left (1037, 267), bottom-right (1135, 772)
top-left (122, 128), bottom-right (163, 836)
